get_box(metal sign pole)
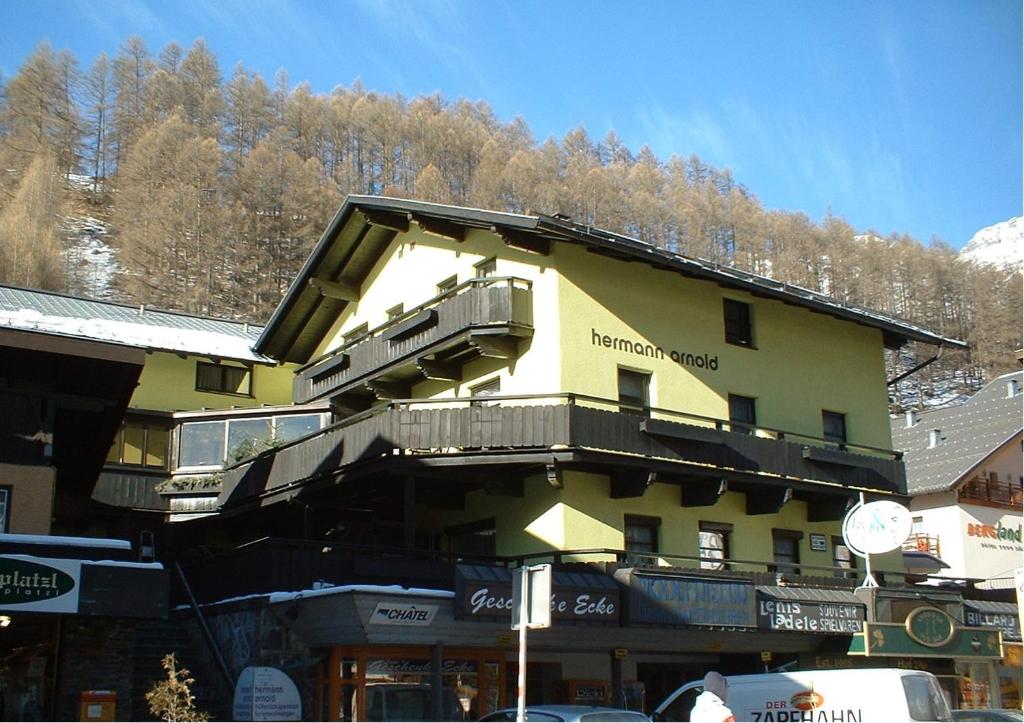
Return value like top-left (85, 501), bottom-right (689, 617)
top-left (516, 566), bottom-right (528, 723)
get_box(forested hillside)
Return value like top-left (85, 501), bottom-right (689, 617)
top-left (0, 38), bottom-right (1020, 408)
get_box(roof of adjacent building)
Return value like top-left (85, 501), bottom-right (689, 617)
top-left (890, 371), bottom-right (1023, 495)
top-left (0, 285), bottom-right (270, 363)
top-left (255, 195), bottom-right (969, 362)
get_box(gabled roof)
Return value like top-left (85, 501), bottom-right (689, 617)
top-left (0, 285), bottom-right (270, 363)
top-left (256, 195), bottom-right (969, 363)
top-left (890, 371), bottom-right (1023, 495)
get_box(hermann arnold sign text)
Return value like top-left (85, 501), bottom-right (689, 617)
top-left (591, 329), bottom-right (719, 372)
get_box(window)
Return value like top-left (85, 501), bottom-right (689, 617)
top-left (470, 378), bottom-right (501, 407)
top-left (475, 258), bottom-right (497, 278)
top-left (728, 394), bottom-right (756, 434)
top-left (723, 298), bottom-right (753, 347)
top-left (699, 521), bottom-right (732, 570)
top-left (447, 518), bottom-right (496, 558)
top-left (196, 362), bottom-right (252, 396)
top-left (832, 536), bottom-right (856, 578)
top-left (386, 303), bottom-right (405, 321)
top-left (618, 369), bottom-right (651, 415)
top-left (106, 421), bottom-right (170, 469)
top-left (343, 323), bottom-right (369, 345)
top-left (177, 413), bottom-right (327, 470)
top-left (437, 275), bottom-right (458, 295)
top-left (771, 529), bottom-right (802, 576)
top-left (822, 410), bottom-right (847, 445)
top-left (625, 514), bottom-right (660, 566)
top-left (275, 414), bottom-right (322, 444)
top-left (0, 486), bottom-right (11, 533)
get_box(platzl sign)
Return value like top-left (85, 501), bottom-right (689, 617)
top-left (0, 556), bottom-right (80, 614)
top-left (460, 581), bottom-right (617, 622)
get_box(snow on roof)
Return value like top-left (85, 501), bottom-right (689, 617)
top-left (0, 285), bottom-right (270, 363)
top-left (0, 533), bottom-right (132, 549)
top-left (175, 583), bottom-right (456, 611)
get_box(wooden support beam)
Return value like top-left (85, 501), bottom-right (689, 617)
top-left (610, 470), bottom-right (655, 499)
top-left (491, 225), bottom-right (551, 255)
top-left (416, 357), bottom-right (461, 382)
top-left (746, 486), bottom-right (793, 515)
top-left (410, 214), bottom-right (466, 241)
top-left (469, 334), bottom-right (519, 359)
top-left (805, 494), bottom-right (855, 522)
top-left (365, 380), bottom-right (411, 401)
top-left (680, 478), bottom-right (727, 507)
top-left (307, 277), bottom-right (360, 301)
top-left (360, 208), bottom-right (410, 232)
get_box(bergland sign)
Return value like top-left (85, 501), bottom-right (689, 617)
top-left (0, 556), bottom-right (80, 614)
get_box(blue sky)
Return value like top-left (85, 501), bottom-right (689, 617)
top-left (2, 0), bottom-right (1020, 249)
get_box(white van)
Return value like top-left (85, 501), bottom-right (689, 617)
top-left (652, 668), bottom-right (952, 722)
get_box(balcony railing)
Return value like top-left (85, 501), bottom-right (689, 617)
top-left (959, 476), bottom-right (1023, 507)
top-left (219, 393), bottom-right (907, 509)
top-left (902, 532), bottom-right (941, 557)
top-left (293, 276), bottom-right (534, 405)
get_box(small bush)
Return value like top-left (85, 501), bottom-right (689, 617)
top-left (145, 653), bottom-right (211, 722)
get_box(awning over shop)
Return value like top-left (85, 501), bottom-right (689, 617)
top-left (456, 565), bottom-right (619, 623)
top-left (964, 600), bottom-right (1021, 642)
top-left (756, 585), bottom-right (865, 634)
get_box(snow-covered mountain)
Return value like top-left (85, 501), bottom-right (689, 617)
top-left (958, 217), bottom-right (1023, 271)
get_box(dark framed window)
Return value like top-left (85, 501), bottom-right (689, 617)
top-left (618, 368), bottom-right (651, 415)
top-left (437, 275), bottom-right (458, 295)
top-left (475, 258), bottom-right (497, 278)
top-left (386, 304), bottom-right (405, 321)
top-left (196, 362), bottom-right (252, 396)
top-left (470, 378), bottom-right (501, 407)
top-left (0, 486), bottom-right (11, 533)
top-left (771, 528), bottom-right (803, 575)
top-left (106, 421), bottom-right (170, 469)
top-left (447, 518), bottom-right (496, 558)
top-left (822, 410), bottom-right (847, 445)
top-left (699, 521), bottom-right (733, 570)
top-left (723, 298), bottom-right (753, 347)
top-left (625, 514), bottom-right (660, 566)
top-left (728, 393), bottom-right (756, 434)
top-left (832, 536), bottom-right (856, 579)
top-left (343, 323), bottom-right (369, 345)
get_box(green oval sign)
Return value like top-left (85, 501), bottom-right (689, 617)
top-left (905, 607), bottom-right (955, 647)
top-left (0, 558), bottom-right (76, 604)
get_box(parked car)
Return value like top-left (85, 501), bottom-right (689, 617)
top-left (951, 710), bottom-right (1024, 722)
top-left (479, 704), bottom-right (651, 721)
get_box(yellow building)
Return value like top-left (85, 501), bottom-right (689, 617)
top-left (155, 196), bottom-right (1015, 721)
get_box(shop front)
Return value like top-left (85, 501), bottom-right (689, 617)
top-left (964, 599), bottom-right (1022, 709)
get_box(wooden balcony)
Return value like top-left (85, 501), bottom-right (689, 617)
top-left (218, 394), bottom-right (906, 512)
top-left (902, 532), bottom-right (941, 557)
top-left (293, 277), bottom-right (534, 406)
top-left (959, 476), bottom-right (1023, 508)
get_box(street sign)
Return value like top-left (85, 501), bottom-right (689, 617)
top-left (511, 564), bottom-right (552, 630)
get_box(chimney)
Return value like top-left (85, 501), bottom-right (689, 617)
top-left (1007, 378), bottom-right (1020, 398)
top-left (905, 410), bottom-right (919, 428)
top-left (928, 429), bottom-right (944, 448)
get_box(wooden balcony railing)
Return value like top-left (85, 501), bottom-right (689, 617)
top-left (293, 277), bottom-right (534, 405)
top-left (902, 532), bottom-right (941, 557)
top-left (959, 476), bottom-right (1023, 507)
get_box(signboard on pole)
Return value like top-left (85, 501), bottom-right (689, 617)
top-left (233, 667), bottom-right (301, 721)
top-left (511, 564), bottom-right (552, 630)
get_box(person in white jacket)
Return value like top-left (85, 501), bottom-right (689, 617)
top-left (690, 671), bottom-right (736, 723)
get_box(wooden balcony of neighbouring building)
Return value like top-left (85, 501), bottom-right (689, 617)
top-left (958, 475), bottom-right (1023, 508)
top-left (901, 532), bottom-right (941, 557)
top-left (217, 393), bottom-right (907, 515)
top-left (293, 277), bottom-right (534, 407)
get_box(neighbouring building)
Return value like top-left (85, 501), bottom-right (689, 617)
top-left (891, 370), bottom-right (1023, 710)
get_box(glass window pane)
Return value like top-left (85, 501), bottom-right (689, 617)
top-left (0, 489), bottom-right (10, 533)
top-left (275, 414), bottom-right (321, 444)
top-left (179, 421), bottom-right (227, 467)
top-left (227, 418), bottom-right (273, 461)
top-left (146, 427), bottom-right (169, 468)
top-left (196, 363), bottom-right (222, 391)
top-left (224, 366), bottom-right (251, 394)
top-left (123, 424), bottom-right (145, 465)
top-left (699, 530), bottom-right (726, 570)
top-left (106, 431), bottom-right (121, 463)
